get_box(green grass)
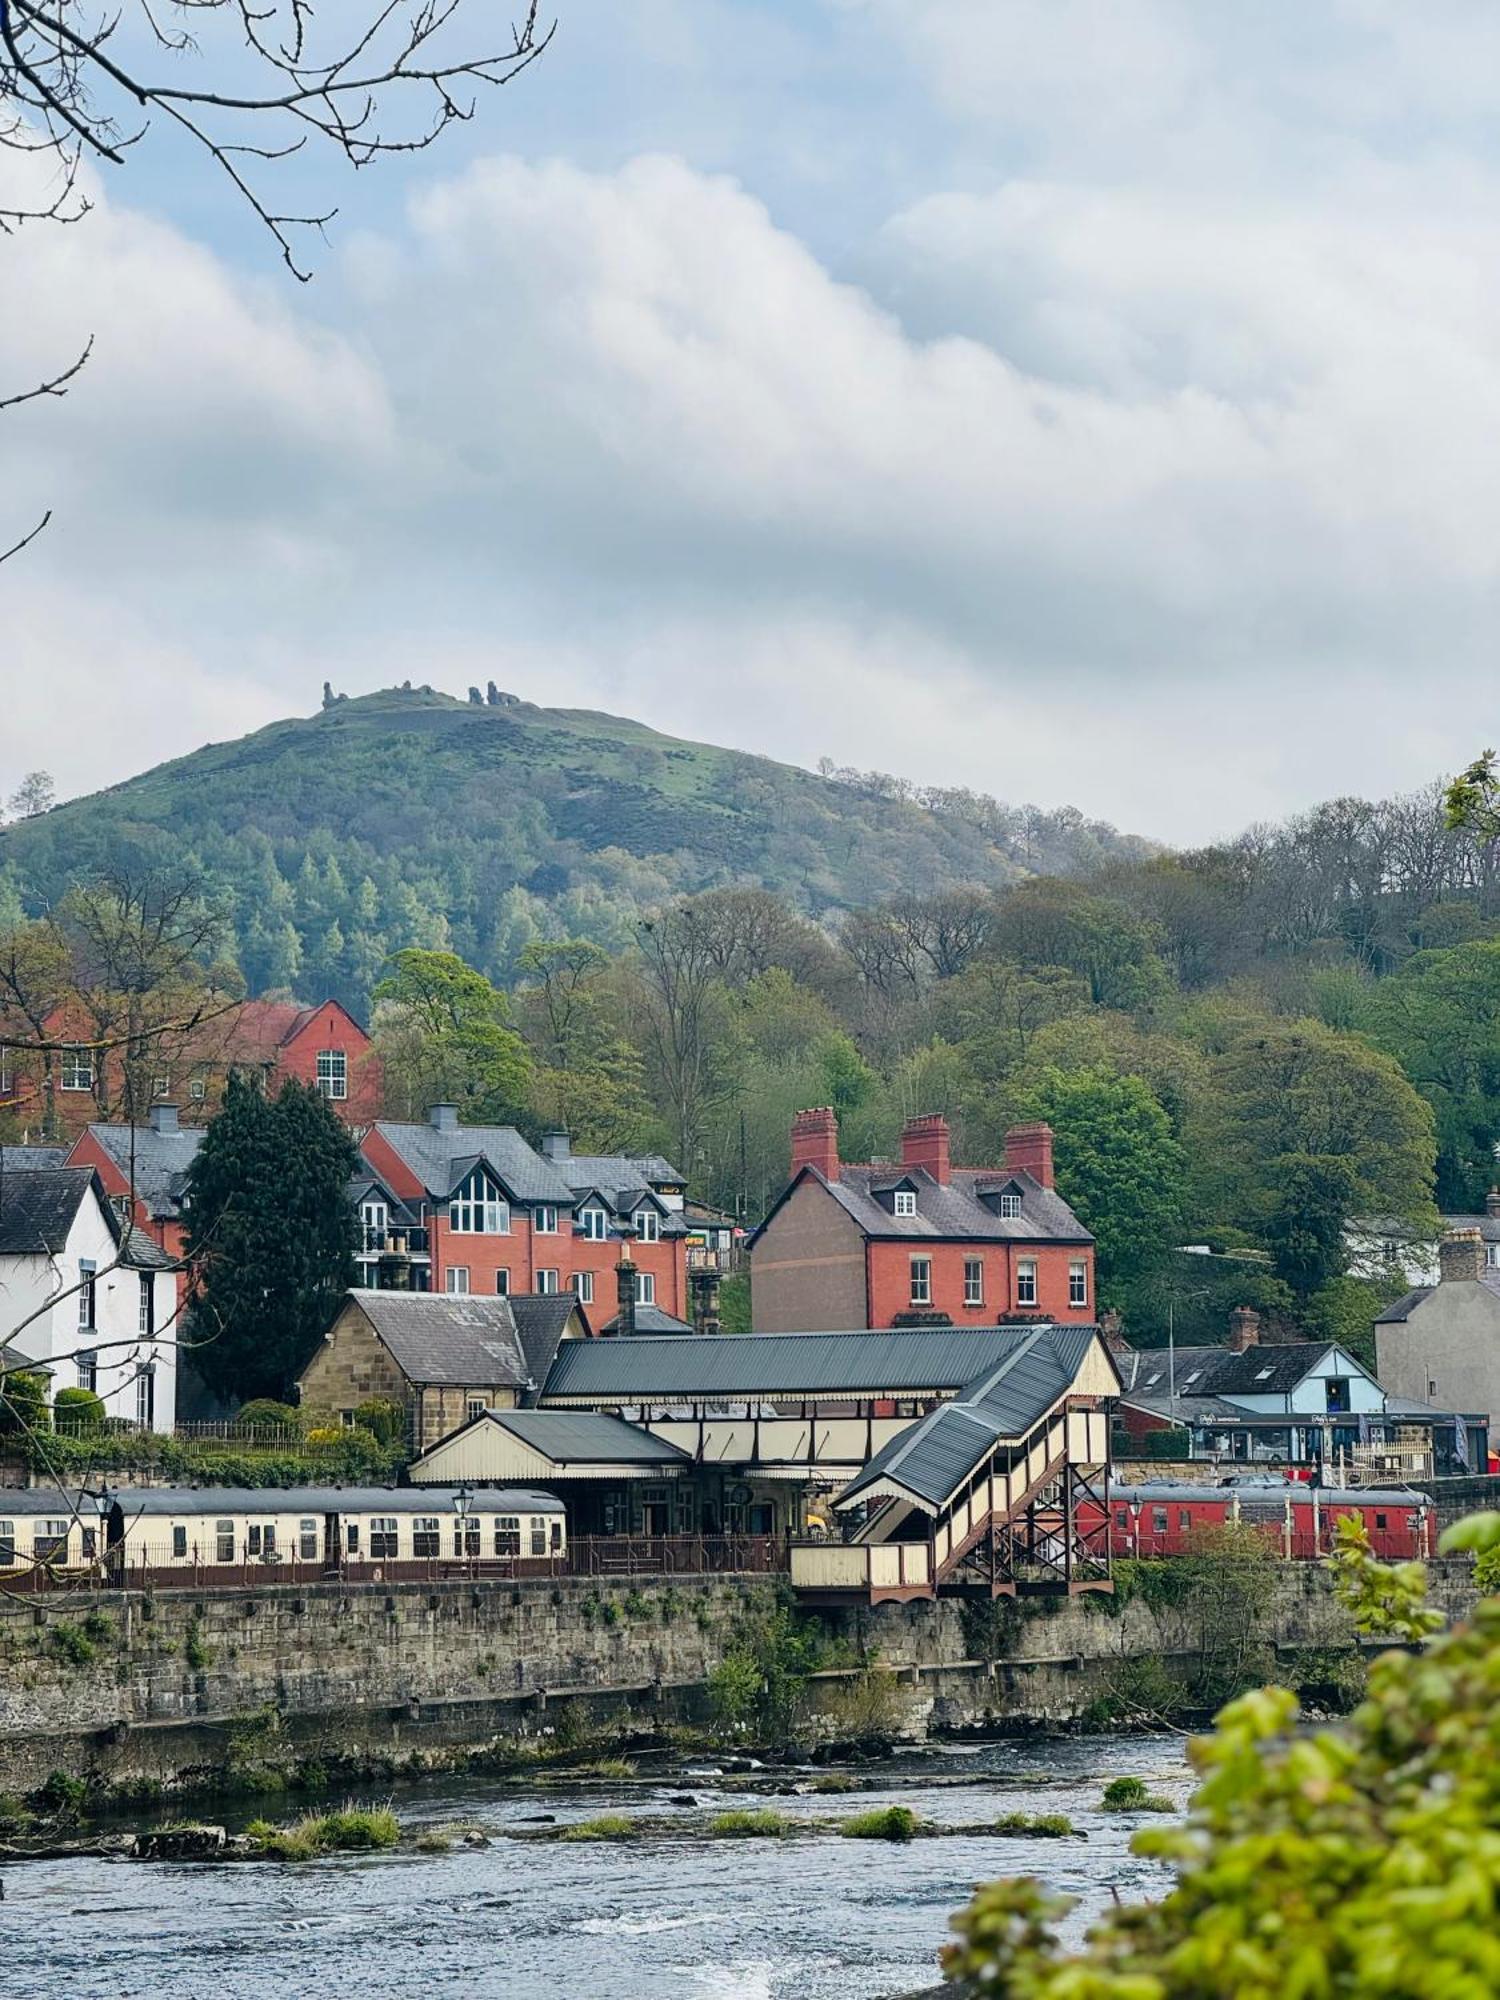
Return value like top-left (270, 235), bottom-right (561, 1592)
top-left (810, 1774), bottom-right (858, 1794)
top-left (570, 1758), bottom-right (635, 1779)
top-left (840, 1805), bottom-right (919, 1843)
top-left (246, 1805), bottom-right (400, 1860)
top-left (558, 1813), bottom-right (639, 1842)
top-left (709, 1809), bottom-right (791, 1839)
top-left (995, 1812), bottom-right (1077, 1838)
top-left (1100, 1776), bottom-right (1174, 1814)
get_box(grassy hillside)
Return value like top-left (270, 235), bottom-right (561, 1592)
top-left (0, 686), bottom-right (1145, 1008)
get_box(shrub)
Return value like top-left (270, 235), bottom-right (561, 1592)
top-left (559, 1814), bottom-right (638, 1842)
top-left (53, 1387), bottom-right (106, 1434)
top-left (247, 1805), bottom-right (399, 1860)
top-left (841, 1805), bottom-right (918, 1842)
top-left (235, 1399), bottom-right (304, 1434)
top-left (995, 1812), bottom-right (1077, 1838)
top-left (352, 1397), bottom-right (406, 1446)
top-left (185, 1615), bottom-right (212, 1672)
top-left (37, 1770), bottom-right (88, 1816)
top-left (50, 1622), bottom-right (97, 1666)
top-left (710, 1809), bottom-right (790, 1839)
top-left (0, 1791), bottom-right (35, 1833)
top-left (304, 1424), bottom-right (349, 1446)
top-left (0, 1369), bottom-right (49, 1436)
top-left (819, 1666), bottom-right (910, 1745)
top-left (811, 1774), bottom-right (857, 1794)
top-left (1100, 1776), bottom-right (1149, 1809)
top-left (414, 1829), bottom-right (452, 1853)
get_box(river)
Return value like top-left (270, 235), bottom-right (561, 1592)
top-left (3, 1736), bottom-right (1191, 2000)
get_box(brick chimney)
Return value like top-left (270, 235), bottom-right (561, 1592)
top-left (1099, 1307), bottom-right (1132, 1356)
top-left (900, 1113), bottom-right (951, 1185)
top-left (1439, 1227), bottom-right (1486, 1284)
top-left (1227, 1306), bottom-right (1261, 1353)
top-left (149, 1103), bottom-right (180, 1135)
top-left (613, 1256), bottom-right (637, 1338)
top-left (1003, 1122), bottom-right (1055, 1190)
top-left (790, 1107), bottom-right (839, 1182)
top-left (1487, 1188), bottom-right (1500, 1219)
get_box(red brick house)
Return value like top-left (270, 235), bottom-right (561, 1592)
top-left (222, 999), bottom-right (382, 1123)
top-left (66, 1102), bottom-right (199, 1275)
top-left (358, 1108), bottom-right (690, 1318)
top-left (748, 1109), bottom-right (1096, 1333)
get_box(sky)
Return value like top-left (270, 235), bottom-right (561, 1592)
top-left (5, 0), bottom-right (1500, 844)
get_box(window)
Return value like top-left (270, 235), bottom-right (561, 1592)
top-left (893, 1189), bottom-right (917, 1217)
top-left (636, 1271), bottom-right (656, 1305)
top-left (188, 1077), bottom-right (206, 1102)
top-left (1114, 1507), bottom-right (1129, 1529)
top-left (1152, 1508), bottom-right (1169, 1534)
top-left (1177, 1509), bottom-right (1192, 1531)
top-left (247, 1523), bottom-right (277, 1557)
top-left (360, 1199), bottom-right (388, 1253)
top-left (1016, 1259), bottom-right (1038, 1307)
top-left (467, 1397), bottom-right (487, 1422)
top-left (454, 1517), bottom-right (480, 1559)
top-left (533, 1205), bottom-right (559, 1234)
top-left (1488, 1243), bottom-right (1500, 1268)
top-left (370, 1517), bottom-right (398, 1560)
top-left (573, 1270), bottom-right (595, 1306)
top-left (412, 1517), bottom-right (440, 1559)
top-left (36, 1520), bottom-right (69, 1560)
top-left (1068, 1260), bottom-right (1088, 1308)
top-left (578, 1206), bottom-right (608, 1241)
top-left (136, 1369), bottom-right (155, 1431)
top-left (449, 1169), bottom-right (509, 1235)
top-left (0, 1056), bottom-right (11, 1097)
top-left (216, 1520), bottom-right (235, 1562)
top-left (172, 1524), bottom-right (188, 1559)
top-left (60, 1045), bottom-right (93, 1092)
top-left (151, 1074), bottom-right (170, 1099)
top-left (494, 1269), bottom-right (510, 1295)
top-left (910, 1255), bottom-right (932, 1307)
top-left (963, 1257), bottom-right (984, 1308)
top-left (1375, 1512), bottom-right (1388, 1530)
top-left (530, 1520), bottom-right (547, 1557)
top-left (536, 1269), bottom-right (559, 1295)
top-left (139, 1272), bottom-right (155, 1335)
top-left (0, 1521), bottom-right (13, 1567)
top-left (76, 1351), bottom-right (96, 1394)
top-left (635, 1209), bottom-right (660, 1243)
top-left (81, 1526), bottom-right (96, 1560)
top-left (1325, 1377), bottom-right (1351, 1415)
top-left (446, 1267), bottom-right (470, 1295)
top-left (78, 1260), bottom-right (96, 1330)
top-left (299, 1519), bottom-right (318, 1560)
top-left (345, 1522), bottom-right (360, 1554)
top-left (998, 1191), bottom-right (1023, 1219)
top-left (495, 1516), bottom-right (521, 1556)
top-left (316, 1048), bottom-right (347, 1100)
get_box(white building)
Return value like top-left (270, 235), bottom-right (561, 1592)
top-left (0, 1166), bottom-right (177, 1432)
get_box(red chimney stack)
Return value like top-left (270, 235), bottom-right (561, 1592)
top-left (790, 1106), bottom-right (840, 1182)
top-left (1003, 1121), bottom-right (1055, 1189)
top-left (900, 1113), bottom-right (952, 1185)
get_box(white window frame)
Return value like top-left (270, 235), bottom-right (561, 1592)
top-left (449, 1169), bottom-right (509, 1235)
top-left (77, 1260), bottom-right (96, 1330)
top-left (533, 1204), bottom-right (559, 1234)
top-left (635, 1208), bottom-right (661, 1243)
top-left (578, 1206), bottom-right (608, 1241)
top-left (636, 1271), bottom-right (656, 1305)
top-left (1016, 1259), bottom-right (1039, 1308)
top-left (494, 1269), bottom-right (510, 1295)
top-left (909, 1256), bottom-right (932, 1307)
top-left (215, 1519), bottom-right (235, 1562)
top-left (360, 1198), bottom-right (388, 1253)
top-left (536, 1268), bottom-right (559, 1295)
top-left (136, 1368), bottom-right (155, 1430)
top-left (189, 1076), bottom-right (207, 1102)
top-left (998, 1191), bottom-right (1023, 1219)
top-left (964, 1257), bottom-right (984, 1308)
top-left (138, 1271), bottom-right (154, 1335)
top-left (572, 1270), bottom-right (595, 1306)
top-left (151, 1074), bottom-right (170, 1099)
top-left (60, 1046), bottom-right (93, 1092)
top-left (412, 1516), bottom-right (441, 1558)
top-left (75, 1350), bottom-right (96, 1393)
top-left (370, 1516), bottom-right (398, 1560)
top-left (1068, 1259), bottom-right (1088, 1308)
top-left (445, 1267), bottom-right (470, 1295)
top-left (466, 1396), bottom-right (487, 1423)
top-left (893, 1189), bottom-right (917, 1217)
top-left (299, 1518), bottom-right (318, 1560)
top-left (316, 1048), bottom-right (348, 1101)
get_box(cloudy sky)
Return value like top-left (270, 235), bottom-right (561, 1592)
top-left (5, 0), bottom-right (1500, 842)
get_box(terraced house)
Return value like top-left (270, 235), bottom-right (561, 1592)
top-left (749, 1110), bottom-right (1095, 1333)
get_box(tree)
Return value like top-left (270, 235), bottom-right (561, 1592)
top-left (988, 878), bottom-right (1170, 1012)
top-left (7, 772), bottom-right (54, 819)
top-left (1011, 1066), bottom-right (1186, 1302)
top-left (1444, 746), bottom-right (1500, 840)
top-left (1262, 1152), bottom-right (1359, 1296)
top-left (372, 948), bottom-right (531, 1123)
top-left (1366, 939), bottom-right (1500, 1207)
top-left (184, 1075), bottom-right (358, 1403)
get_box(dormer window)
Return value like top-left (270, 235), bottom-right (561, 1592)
top-left (635, 1209), bottom-right (660, 1243)
top-left (578, 1206), bottom-right (608, 1241)
top-left (893, 1189), bottom-right (917, 1217)
top-left (999, 1192), bottom-right (1023, 1219)
top-left (449, 1169), bottom-right (509, 1235)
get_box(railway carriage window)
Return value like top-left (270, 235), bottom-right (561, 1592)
top-left (0, 1520), bottom-right (14, 1566)
top-left (551, 1522), bottom-right (563, 1552)
top-left (299, 1519), bottom-right (318, 1560)
top-left (494, 1516), bottom-right (521, 1556)
top-left (413, 1517), bottom-right (441, 1558)
top-left (530, 1520), bottom-right (547, 1556)
top-left (1114, 1508), bottom-right (1128, 1528)
top-left (1375, 1512), bottom-right (1388, 1530)
top-left (216, 1520), bottom-right (234, 1562)
top-left (1152, 1508), bottom-right (1168, 1533)
top-left (247, 1525), bottom-right (261, 1556)
top-left (453, 1518), bottom-right (480, 1559)
top-left (1178, 1510), bottom-right (1192, 1530)
top-left (81, 1527), bottom-right (96, 1560)
top-left (346, 1524), bottom-right (361, 1555)
top-left (370, 1518), bottom-right (398, 1560)
top-left (35, 1520), bottom-right (69, 1560)
top-left (172, 1525), bottom-right (188, 1559)
top-left (247, 1523), bottom-right (277, 1558)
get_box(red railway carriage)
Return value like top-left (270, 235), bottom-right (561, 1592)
top-left (1091, 1479), bottom-right (1433, 1562)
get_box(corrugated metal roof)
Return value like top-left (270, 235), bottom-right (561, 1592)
top-left (540, 1323), bottom-right (1093, 1402)
top-left (482, 1410), bottom-right (689, 1464)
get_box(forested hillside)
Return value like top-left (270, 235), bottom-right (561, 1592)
top-left (0, 686), bottom-right (1147, 1006)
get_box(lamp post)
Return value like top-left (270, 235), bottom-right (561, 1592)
top-left (453, 1483), bottom-right (472, 1570)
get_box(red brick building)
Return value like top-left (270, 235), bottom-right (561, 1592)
top-left (358, 1109), bottom-right (691, 1320)
top-left (748, 1109), bottom-right (1096, 1333)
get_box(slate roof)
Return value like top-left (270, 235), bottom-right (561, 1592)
top-left (347, 1174), bottom-right (423, 1229)
top-left (756, 1162), bottom-right (1091, 1247)
top-left (1374, 1277), bottom-right (1500, 1324)
top-left (837, 1325), bottom-right (1107, 1510)
top-left (0, 1167), bottom-right (100, 1256)
top-left (1116, 1342), bottom-right (1355, 1401)
top-left (368, 1121), bottom-right (575, 1205)
top-left (556, 1153), bottom-right (683, 1199)
top-left (508, 1293), bottom-right (588, 1387)
top-left (541, 1321), bottom-right (1100, 1404)
top-left (473, 1409), bottom-right (689, 1466)
top-left (345, 1290), bottom-right (530, 1388)
top-left (122, 1227), bottom-right (175, 1271)
top-left (0, 1145), bottom-right (67, 1175)
top-left (601, 1304), bottom-right (697, 1335)
top-left (79, 1121), bottom-right (202, 1220)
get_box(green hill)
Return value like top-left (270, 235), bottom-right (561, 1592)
top-left (0, 686), bottom-right (1148, 1009)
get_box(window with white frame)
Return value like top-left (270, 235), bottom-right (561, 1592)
top-left (316, 1048), bottom-right (347, 1100)
top-left (1068, 1259), bottom-right (1088, 1308)
top-left (494, 1269), bottom-right (510, 1295)
top-left (138, 1272), bottom-right (154, 1335)
top-left (910, 1255), bottom-right (932, 1306)
top-left (467, 1396), bottom-right (486, 1422)
top-left (35, 1520), bottom-right (70, 1560)
top-left (1016, 1259), bottom-right (1038, 1307)
top-left (215, 1519), bottom-right (235, 1562)
top-left (0, 1055), bottom-right (12, 1096)
top-left (573, 1270), bottom-right (595, 1306)
top-left (170, 1524), bottom-right (187, 1559)
top-left (136, 1369), bottom-right (155, 1430)
top-left (578, 1205), bottom-right (608, 1241)
top-left (299, 1518), bottom-right (318, 1560)
top-left (0, 1520), bottom-right (14, 1566)
top-left (189, 1076), bottom-right (207, 1101)
top-left (635, 1208), bottom-right (660, 1243)
top-left (445, 1267), bottom-right (470, 1294)
top-left (76, 1351), bottom-right (96, 1393)
top-left (536, 1268), bottom-right (559, 1295)
top-left (77, 1260), bottom-right (96, 1330)
top-left (60, 1046), bottom-right (93, 1092)
top-left (530, 1519), bottom-right (547, 1556)
top-left (412, 1516), bottom-right (440, 1559)
top-left (1488, 1243), bottom-right (1500, 1268)
top-left (893, 1189), bottom-right (917, 1217)
top-left (360, 1198), bottom-right (388, 1253)
top-left (998, 1191), bottom-right (1023, 1219)
top-left (964, 1257), bottom-right (984, 1308)
top-left (533, 1204), bottom-right (559, 1233)
top-left (151, 1074), bottom-right (170, 1099)
top-left (248, 1523), bottom-right (277, 1557)
top-left (370, 1517), bottom-right (398, 1560)
top-left (494, 1515), bottom-right (521, 1556)
top-left (449, 1169), bottom-right (509, 1235)
top-left (636, 1271), bottom-right (656, 1305)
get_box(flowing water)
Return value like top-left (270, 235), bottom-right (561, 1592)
top-left (2, 1736), bottom-right (1191, 1999)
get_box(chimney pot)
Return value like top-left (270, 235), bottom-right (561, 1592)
top-left (429, 1104), bottom-right (460, 1133)
top-left (149, 1103), bottom-right (180, 1136)
top-left (1227, 1306), bottom-right (1260, 1353)
top-left (1003, 1122), bottom-right (1055, 1190)
top-left (1439, 1227), bottom-right (1486, 1285)
top-left (900, 1113), bottom-right (952, 1185)
top-left (1487, 1188), bottom-right (1500, 1220)
top-left (790, 1106), bottom-right (839, 1183)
